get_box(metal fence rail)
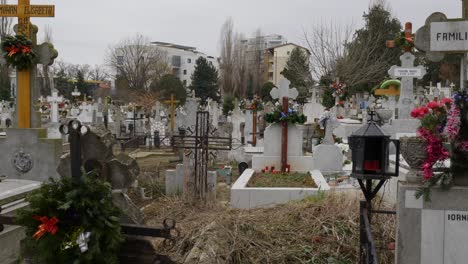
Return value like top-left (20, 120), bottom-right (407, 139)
top-left (360, 201), bottom-right (379, 264)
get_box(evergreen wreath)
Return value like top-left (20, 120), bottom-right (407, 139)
top-left (265, 106), bottom-right (306, 124)
top-left (394, 31), bottom-right (415, 51)
top-left (1, 35), bottom-right (37, 70)
top-left (16, 173), bottom-right (124, 264)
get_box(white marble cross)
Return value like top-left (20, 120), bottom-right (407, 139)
top-left (389, 52), bottom-right (427, 119)
top-left (46, 89), bottom-right (63, 123)
top-left (270, 78), bottom-right (299, 100)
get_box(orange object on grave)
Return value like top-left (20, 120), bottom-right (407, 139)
top-left (374, 85), bottom-right (400, 96)
top-left (364, 160), bottom-right (380, 171)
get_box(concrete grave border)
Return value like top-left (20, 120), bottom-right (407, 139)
top-left (230, 169), bottom-right (330, 209)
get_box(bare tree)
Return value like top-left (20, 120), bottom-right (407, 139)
top-left (0, 0), bottom-right (12, 38)
top-left (232, 32), bottom-right (248, 97)
top-left (39, 25), bottom-right (53, 95)
top-left (303, 21), bottom-right (354, 81)
top-left (89, 65), bottom-right (110, 82)
top-left (107, 34), bottom-right (169, 94)
top-left (219, 18), bottom-right (235, 96)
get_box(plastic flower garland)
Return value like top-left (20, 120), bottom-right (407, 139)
top-left (410, 98), bottom-right (451, 180)
top-left (1, 35), bottom-right (37, 70)
top-left (411, 94), bottom-right (468, 200)
top-left (265, 106), bottom-right (306, 125)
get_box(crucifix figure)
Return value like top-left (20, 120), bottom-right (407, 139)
top-left (46, 89), bottom-right (62, 123)
top-left (0, 0), bottom-right (55, 128)
top-left (163, 94), bottom-right (180, 134)
top-left (270, 78), bottom-right (299, 172)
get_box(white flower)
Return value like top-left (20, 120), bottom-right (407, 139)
top-left (335, 143), bottom-right (349, 153)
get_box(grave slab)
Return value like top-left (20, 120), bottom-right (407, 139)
top-left (0, 128), bottom-right (62, 181)
top-left (397, 183), bottom-right (468, 264)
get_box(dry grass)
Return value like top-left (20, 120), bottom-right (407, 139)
top-left (144, 192), bottom-right (395, 264)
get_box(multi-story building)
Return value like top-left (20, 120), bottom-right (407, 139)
top-left (264, 43), bottom-right (311, 87)
top-left (240, 34), bottom-right (287, 51)
top-left (151, 41), bottom-right (218, 87)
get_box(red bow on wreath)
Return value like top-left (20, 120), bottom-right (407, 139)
top-left (20, 45), bottom-right (31, 54)
top-left (32, 215), bottom-right (59, 240)
top-left (5, 45), bottom-right (19, 57)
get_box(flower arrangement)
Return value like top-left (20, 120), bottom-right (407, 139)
top-left (331, 82), bottom-right (346, 98)
top-left (410, 94), bottom-right (468, 200)
top-left (240, 97), bottom-right (264, 111)
top-left (16, 173), bottom-right (124, 263)
top-left (265, 105), bottom-right (306, 125)
top-left (1, 35), bottom-right (37, 70)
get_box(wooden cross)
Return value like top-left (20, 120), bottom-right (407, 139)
top-left (244, 97), bottom-right (260, 147)
top-left (270, 78), bottom-right (299, 172)
top-left (0, 0), bottom-right (55, 128)
top-left (163, 94), bottom-right (180, 133)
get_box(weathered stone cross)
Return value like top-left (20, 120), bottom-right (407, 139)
top-left (0, 0), bottom-right (55, 128)
top-left (270, 78), bottom-right (299, 172)
top-left (388, 53), bottom-right (426, 119)
top-left (46, 89), bottom-right (62, 123)
top-left (163, 94), bottom-right (180, 134)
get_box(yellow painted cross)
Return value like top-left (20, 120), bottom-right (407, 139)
top-left (0, 0), bottom-right (55, 128)
top-left (163, 94), bottom-right (180, 133)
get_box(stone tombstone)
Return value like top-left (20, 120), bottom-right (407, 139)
top-left (397, 183), bottom-right (468, 264)
top-left (389, 52), bottom-right (426, 120)
top-left (0, 128), bottom-right (62, 181)
top-left (153, 100), bottom-right (162, 122)
top-left (303, 90), bottom-right (325, 123)
top-left (263, 123), bottom-right (303, 157)
top-left (312, 110), bottom-right (343, 173)
top-left (46, 89), bottom-right (63, 123)
top-left (175, 97), bottom-right (199, 130)
top-left (77, 102), bottom-right (93, 123)
top-left (227, 105), bottom-right (244, 143)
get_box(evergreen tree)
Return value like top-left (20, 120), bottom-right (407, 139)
top-left (156, 74), bottom-right (187, 105)
top-left (0, 66), bottom-right (10, 101)
top-left (76, 70), bottom-right (91, 99)
top-left (222, 94), bottom-right (235, 116)
top-left (260, 82), bottom-right (275, 102)
top-left (56, 69), bottom-right (73, 100)
top-left (281, 47), bottom-right (313, 104)
top-left (190, 57), bottom-right (220, 104)
top-left (336, 3), bottom-right (401, 93)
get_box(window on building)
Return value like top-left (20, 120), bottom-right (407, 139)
top-left (183, 70), bottom-right (187, 75)
top-left (187, 58), bottom-right (192, 63)
top-left (183, 80), bottom-right (187, 86)
top-left (287, 51), bottom-right (291, 55)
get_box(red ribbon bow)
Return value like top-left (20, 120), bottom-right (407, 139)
top-left (32, 215), bottom-right (59, 240)
top-left (20, 45), bottom-right (31, 54)
top-left (5, 45), bottom-right (19, 57)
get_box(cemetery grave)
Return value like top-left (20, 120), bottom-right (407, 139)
top-left (247, 171), bottom-right (316, 188)
top-left (2, 0), bottom-right (468, 263)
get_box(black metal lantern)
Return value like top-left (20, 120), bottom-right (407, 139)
top-left (348, 112), bottom-right (400, 180)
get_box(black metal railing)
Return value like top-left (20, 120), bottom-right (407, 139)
top-left (360, 201), bottom-right (379, 264)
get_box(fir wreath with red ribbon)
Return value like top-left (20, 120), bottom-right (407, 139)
top-left (1, 35), bottom-right (37, 70)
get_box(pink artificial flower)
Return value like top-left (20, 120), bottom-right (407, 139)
top-left (410, 107), bottom-right (430, 119)
top-left (443, 103), bottom-right (461, 141)
top-left (427, 101), bottom-right (441, 109)
top-left (440, 97), bottom-right (452, 105)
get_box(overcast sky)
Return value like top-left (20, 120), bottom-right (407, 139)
top-left (27, 0), bottom-right (461, 66)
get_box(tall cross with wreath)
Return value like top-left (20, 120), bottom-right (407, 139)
top-left (0, 1), bottom-right (55, 128)
top-left (270, 78), bottom-right (298, 172)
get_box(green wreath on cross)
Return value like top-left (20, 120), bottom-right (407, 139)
top-left (1, 35), bottom-right (37, 70)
